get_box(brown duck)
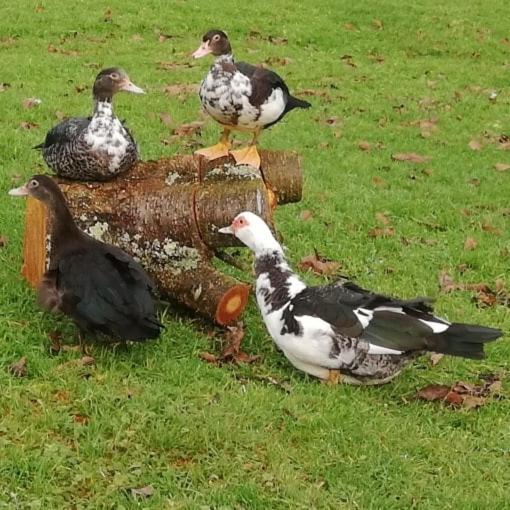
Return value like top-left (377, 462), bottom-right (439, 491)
top-left (9, 175), bottom-right (163, 345)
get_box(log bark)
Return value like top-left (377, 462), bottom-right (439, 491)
top-left (20, 150), bottom-right (302, 324)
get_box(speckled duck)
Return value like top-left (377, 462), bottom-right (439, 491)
top-left (219, 212), bottom-right (502, 385)
top-left (35, 68), bottom-right (144, 181)
top-left (192, 30), bottom-right (311, 169)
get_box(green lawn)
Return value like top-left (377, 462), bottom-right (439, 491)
top-left (1, 1), bottom-right (510, 508)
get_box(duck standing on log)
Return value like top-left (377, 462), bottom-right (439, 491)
top-left (192, 29), bottom-right (311, 169)
top-left (219, 212), bottom-right (502, 385)
top-left (9, 175), bottom-right (163, 347)
top-left (35, 68), bottom-right (144, 181)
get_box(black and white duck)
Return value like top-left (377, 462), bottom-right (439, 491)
top-left (35, 68), bottom-right (144, 181)
top-left (192, 30), bottom-right (311, 169)
top-left (9, 175), bottom-right (163, 345)
top-left (219, 212), bottom-right (502, 384)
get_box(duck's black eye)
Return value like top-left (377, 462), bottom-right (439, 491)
top-left (212, 34), bottom-right (220, 42)
top-left (110, 72), bottom-right (120, 80)
top-left (29, 179), bottom-right (39, 188)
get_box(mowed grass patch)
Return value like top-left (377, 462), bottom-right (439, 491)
top-left (0, 0), bottom-right (510, 508)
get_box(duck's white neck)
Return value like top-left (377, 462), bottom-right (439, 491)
top-left (92, 99), bottom-right (114, 116)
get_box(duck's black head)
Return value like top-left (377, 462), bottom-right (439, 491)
top-left (92, 67), bottom-right (145, 102)
top-left (193, 29), bottom-right (231, 58)
top-left (9, 174), bottom-right (64, 205)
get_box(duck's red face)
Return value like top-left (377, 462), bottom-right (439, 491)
top-left (218, 214), bottom-right (250, 235)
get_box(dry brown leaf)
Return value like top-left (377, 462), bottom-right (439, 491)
top-left (299, 210), bottom-right (314, 221)
top-left (47, 44), bottom-right (80, 57)
top-left (159, 112), bottom-right (173, 127)
top-left (9, 356), bottom-right (27, 377)
top-left (467, 178), bottom-right (480, 187)
top-left (340, 54), bottom-right (357, 68)
top-left (103, 8), bottom-right (113, 22)
top-left (464, 237), bottom-right (477, 251)
top-left (73, 414), bottom-right (90, 425)
top-left (392, 152), bottom-right (431, 164)
top-left (416, 384), bottom-right (450, 401)
top-left (500, 37), bottom-right (510, 47)
top-left (263, 57), bottom-right (292, 67)
top-left (368, 226), bottom-right (395, 238)
top-left (494, 163), bottom-right (510, 172)
top-left (156, 61), bottom-right (193, 71)
top-left (131, 485), bottom-right (155, 499)
top-left (20, 121), bottom-right (39, 130)
top-left (48, 331), bottom-right (62, 354)
top-left (22, 97), bottom-right (42, 109)
top-left (130, 33), bottom-right (144, 41)
top-left (462, 395), bottom-right (485, 409)
top-left (162, 83), bottom-right (198, 96)
top-left (268, 35), bottom-right (288, 45)
top-left (221, 323), bottom-right (259, 364)
top-left (375, 212), bottom-right (391, 225)
top-left (358, 141), bottom-right (371, 151)
top-left (0, 235), bottom-right (7, 248)
top-left (172, 121), bottom-right (204, 137)
top-left (0, 82), bottom-right (10, 92)
top-left (200, 351), bottom-right (219, 364)
top-left (481, 222), bottom-right (501, 235)
top-left (298, 249), bottom-right (341, 276)
top-left (445, 390), bottom-right (464, 406)
top-left (418, 118), bottom-right (438, 138)
top-left (371, 176), bottom-right (387, 187)
top-left (158, 33), bottom-right (174, 42)
top-left (372, 18), bottom-right (384, 30)
top-left (429, 353), bottom-right (444, 366)
top-left (343, 22), bottom-right (357, 31)
top-left (35, 4), bottom-right (44, 12)
top-left (468, 139), bottom-right (483, 151)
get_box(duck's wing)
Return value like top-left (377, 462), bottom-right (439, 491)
top-left (290, 281), bottom-right (442, 354)
top-left (56, 249), bottom-right (162, 341)
top-left (236, 61), bottom-right (290, 107)
top-left (35, 117), bottom-right (91, 149)
top-left (290, 281), bottom-right (501, 358)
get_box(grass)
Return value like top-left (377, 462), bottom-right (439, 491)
top-left (1, 0), bottom-right (510, 507)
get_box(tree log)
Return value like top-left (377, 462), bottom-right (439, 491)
top-left (20, 150), bottom-right (302, 324)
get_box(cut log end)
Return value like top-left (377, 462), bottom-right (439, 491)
top-left (215, 283), bottom-right (250, 325)
top-left (21, 196), bottom-right (47, 287)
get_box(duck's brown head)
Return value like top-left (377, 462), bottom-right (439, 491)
top-left (193, 29), bottom-right (231, 58)
top-left (92, 67), bottom-right (144, 102)
top-left (9, 174), bottom-right (64, 205)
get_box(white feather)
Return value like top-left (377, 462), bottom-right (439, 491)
top-left (418, 319), bottom-right (450, 333)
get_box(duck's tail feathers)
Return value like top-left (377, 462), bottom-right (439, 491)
top-left (286, 95), bottom-right (312, 111)
top-left (429, 323), bottom-right (502, 359)
top-left (33, 142), bottom-right (44, 150)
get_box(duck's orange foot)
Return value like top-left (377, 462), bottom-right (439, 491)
top-left (324, 370), bottom-right (342, 385)
top-left (195, 141), bottom-right (231, 161)
top-left (229, 145), bottom-right (261, 169)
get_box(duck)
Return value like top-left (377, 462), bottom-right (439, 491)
top-left (219, 212), bottom-right (502, 384)
top-left (192, 29), bottom-right (311, 169)
top-left (35, 68), bottom-right (144, 181)
top-left (9, 175), bottom-right (163, 346)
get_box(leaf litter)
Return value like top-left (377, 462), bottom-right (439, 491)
top-left (298, 248), bottom-right (341, 276)
top-left (416, 374), bottom-right (504, 410)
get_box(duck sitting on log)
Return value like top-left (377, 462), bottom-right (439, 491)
top-left (192, 30), bottom-right (311, 169)
top-left (9, 175), bottom-right (163, 347)
top-left (219, 212), bottom-right (502, 385)
top-left (35, 68), bottom-right (144, 181)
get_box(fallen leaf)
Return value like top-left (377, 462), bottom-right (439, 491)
top-left (445, 390), bottom-right (464, 406)
top-left (500, 37), bottom-right (510, 47)
top-left (130, 33), bottom-right (143, 41)
top-left (481, 222), bottom-right (501, 235)
top-left (47, 44), bottom-right (80, 57)
top-left (418, 118), bottom-right (438, 138)
top-left (462, 395), bottom-right (486, 409)
top-left (103, 7), bottom-right (113, 22)
top-left (9, 356), bottom-right (27, 377)
top-left (158, 33), bottom-right (174, 42)
top-left (263, 57), bottom-right (292, 67)
top-left (494, 163), bottom-right (510, 172)
top-left (131, 485), bottom-right (155, 499)
top-left (468, 139), bottom-right (483, 151)
top-left (162, 83), bottom-right (198, 97)
top-left (372, 18), bottom-right (384, 30)
top-left (156, 61), bottom-right (193, 71)
top-left (172, 121), bottom-right (204, 137)
top-left (159, 112), bottom-right (173, 127)
top-left (416, 384), bottom-right (450, 401)
top-left (371, 176), bottom-right (387, 187)
top-left (299, 210), bottom-right (313, 221)
top-left (22, 97), bottom-right (42, 109)
top-left (35, 4), bottom-right (44, 12)
top-left (392, 152), bottom-right (431, 164)
top-left (268, 35), bottom-right (288, 45)
top-left (200, 352), bottom-right (219, 364)
top-left (375, 212), bottom-right (391, 225)
top-left (0, 235), bottom-right (7, 247)
top-left (220, 323), bottom-right (259, 364)
top-left (298, 249), bottom-right (341, 276)
top-left (48, 331), bottom-right (62, 354)
top-left (73, 414), bottom-right (89, 425)
top-left (368, 226), bottom-right (395, 238)
top-left (340, 54), bottom-right (357, 68)
top-left (422, 168), bottom-right (433, 176)
top-left (358, 141), bottom-right (371, 151)
top-left (467, 178), bottom-right (480, 186)
top-left (343, 22), bottom-right (357, 31)
top-left (429, 353), bottom-right (444, 366)
top-left (20, 121), bottom-right (39, 130)
top-left (0, 83), bottom-right (11, 92)
top-left (464, 237), bottom-right (477, 251)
